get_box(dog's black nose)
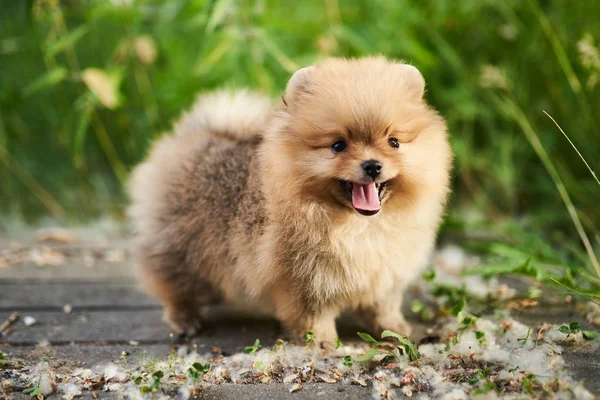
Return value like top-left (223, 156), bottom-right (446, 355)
top-left (362, 160), bottom-right (382, 179)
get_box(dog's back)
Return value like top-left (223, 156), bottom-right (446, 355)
top-left (127, 90), bottom-right (271, 334)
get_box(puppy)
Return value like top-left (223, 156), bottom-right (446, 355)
top-left (128, 56), bottom-right (452, 346)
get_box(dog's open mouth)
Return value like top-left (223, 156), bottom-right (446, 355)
top-left (339, 180), bottom-right (388, 216)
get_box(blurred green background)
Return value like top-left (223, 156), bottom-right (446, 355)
top-left (0, 0), bottom-right (599, 257)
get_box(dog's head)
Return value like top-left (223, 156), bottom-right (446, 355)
top-left (263, 56), bottom-right (451, 217)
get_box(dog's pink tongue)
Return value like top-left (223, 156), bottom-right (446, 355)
top-left (352, 182), bottom-right (380, 211)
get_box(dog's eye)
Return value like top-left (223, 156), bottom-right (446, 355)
top-left (331, 140), bottom-right (348, 153)
top-left (388, 137), bottom-right (400, 149)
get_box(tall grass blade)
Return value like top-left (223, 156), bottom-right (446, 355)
top-left (543, 111), bottom-right (600, 187)
top-left (495, 95), bottom-right (600, 278)
top-left (0, 146), bottom-right (65, 218)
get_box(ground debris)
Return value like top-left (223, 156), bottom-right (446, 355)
top-left (0, 312), bottom-right (19, 336)
top-left (289, 382), bottom-right (302, 392)
top-left (2, 246), bottom-right (596, 399)
top-left (36, 228), bottom-right (77, 245)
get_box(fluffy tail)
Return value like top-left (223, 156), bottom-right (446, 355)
top-left (128, 89), bottom-right (271, 236)
top-left (173, 89), bottom-right (272, 141)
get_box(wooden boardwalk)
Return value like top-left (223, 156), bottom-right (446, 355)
top-left (0, 231), bottom-right (598, 399)
top-left (0, 233), bottom-right (372, 399)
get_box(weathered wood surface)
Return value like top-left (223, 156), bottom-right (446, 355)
top-left (0, 283), bottom-right (157, 310)
top-left (1, 234), bottom-right (599, 398)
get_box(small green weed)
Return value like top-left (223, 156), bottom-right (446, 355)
top-left (582, 330), bottom-right (599, 340)
top-left (517, 327), bottom-right (532, 345)
top-left (472, 380), bottom-right (496, 396)
top-left (23, 375), bottom-right (42, 397)
top-left (244, 338), bottom-right (261, 354)
top-left (0, 352), bottom-right (22, 370)
top-left (467, 367), bottom-right (490, 384)
top-left (558, 321), bottom-right (581, 342)
top-left (303, 331), bottom-right (314, 344)
top-left (356, 330), bottom-right (420, 363)
top-left (343, 355), bottom-right (353, 367)
top-left (188, 362), bottom-right (211, 382)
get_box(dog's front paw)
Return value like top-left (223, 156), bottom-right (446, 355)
top-left (163, 308), bottom-right (203, 337)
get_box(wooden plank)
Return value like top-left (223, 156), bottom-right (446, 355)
top-left (4, 343), bottom-right (172, 369)
top-left (0, 261), bottom-right (136, 283)
top-left (0, 308), bottom-right (281, 348)
top-left (0, 235), bottom-right (135, 282)
top-left (512, 303), bottom-right (595, 329)
top-left (0, 283), bottom-right (158, 310)
top-left (0, 310), bottom-right (169, 345)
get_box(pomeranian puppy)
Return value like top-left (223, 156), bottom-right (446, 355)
top-left (128, 56), bottom-right (452, 347)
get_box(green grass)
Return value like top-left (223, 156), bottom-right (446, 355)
top-left (0, 1), bottom-right (599, 290)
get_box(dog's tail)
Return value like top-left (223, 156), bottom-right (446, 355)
top-left (173, 89), bottom-right (272, 141)
top-left (127, 89), bottom-right (271, 236)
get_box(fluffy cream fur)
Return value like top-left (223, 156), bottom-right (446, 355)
top-left (128, 56), bottom-right (453, 346)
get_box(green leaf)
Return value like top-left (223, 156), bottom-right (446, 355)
top-left (411, 300), bottom-right (425, 313)
top-left (188, 367), bottom-right (198, 379)
top-left (404, 343), bottom-right (420, 362)
top-left (475, 331), bottom-right (486, 345)
top-left (335, 338), bottom-right (342, 349)
top-left (357, 332), bottom-right (380, 346)
top-left (517, 327), bottom-right (531, 344)
top-left (23, 388), bottom-right (35, 394)
top-left (244, 338), bottom-right (260, 353)
top-left (423, 269), bottom-right (436, 281)
top-left (205, 0), bottom-right (234, 33)
top-left (304, 331), bottom-right (314, 343)
top-left (331, 25), bottom-right (373, 54)
top-left (583, 330), bottom-right (599, 340)
top-left (194, 31), bottom-right (236, 75)
top-left (355, 348), bottom-right (388, 362)
top-left (133, 376), bottom-right (143, 385)
top-left (472, 380), bottom-right (496, 395)
top-left (343, 355), bottom-right (353, 367)
top-left (192, 362), bottom-right (203, 371)
top-left (191, 362), bottom-right (210, 374)
top-left (256, 29), bottom-right (298, 73)
top-left (46, 26), bottom-right (88, 58)
top-left (202, 363), bottom-right (211, 373)
top-left (452, 297), bottom-right (466, 316)
top-left (381, 331), bottom-right (420, 361)
top-left (22, 68), bottom-right (69, 96)
top-left (461, 258), bottom-right (535, 278)
top-left (558, 325), bottom-right (570, 334)
top-left (72, 98), bottom-right (92, 158)
top-left (460, 315), bottom-right (478, 329)
top-left (569, 322), bottom-right (581, 334)
top-left (152, 370), bottom-right (164, 379)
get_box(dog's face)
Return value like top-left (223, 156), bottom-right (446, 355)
top-left (267, 57), bottom-right (450, 217)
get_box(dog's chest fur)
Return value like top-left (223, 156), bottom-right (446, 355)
top-left (301, 212), bottom-right (430, 308)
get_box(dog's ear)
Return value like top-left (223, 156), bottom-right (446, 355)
top-left (395, 64), bottom-right (425, 100)
top-left (284, 66), bottom-right (315, 105)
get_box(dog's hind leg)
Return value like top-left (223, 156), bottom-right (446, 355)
top-left (137, 253), bottom-right (221, 336)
